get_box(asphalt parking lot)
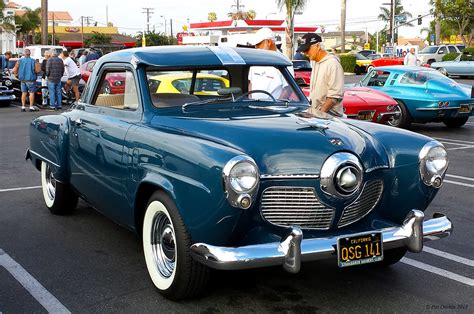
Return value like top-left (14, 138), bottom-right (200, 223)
top-left (0, 77), bottom-right (473, 312)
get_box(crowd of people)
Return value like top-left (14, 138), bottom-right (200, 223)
top-left (1, 48), bottom-right (100, 112)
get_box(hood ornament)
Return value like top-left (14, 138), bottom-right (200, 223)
top-left (296, 118), bottom-right (330, 130)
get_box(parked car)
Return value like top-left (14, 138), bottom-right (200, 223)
top-left (367, 53), bottom-right (392, 60)
top-left (23, 45), bottom-right (66, 62)
top-left (81, 60), bottom-right (124, 94)
top-left (350, 52), bottom-right (372, 74)
top-left (80, 60), bottom-right (96, 82)
top-left (430, 53), bottom-right (474, 78)
top-left (302, 86), bottom-right (399, 123)
top-left (354, 66), bottom-right (474, 128)
top-left (368, 56), bottom-right (404, 72)
top-left (292, 60), bottom-right (312, 85)
top-left (357, 50), bottom-right (376, 58)
top-left (27, 46), bottom-right (453, 300)
top-left (0, 70), bottom-right (16, 107)
top-left (418, 45), bottom-right (460, 65)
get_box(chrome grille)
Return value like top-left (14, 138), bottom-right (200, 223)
top-left (260, 187), bottom-right (335, 230)
top-left (338, 180), bottom-right (383, 228)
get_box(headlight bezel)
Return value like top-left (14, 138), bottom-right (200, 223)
top-left (223, 155), bottom-right (259, 209)
top-left (320, 152), bottom-right (364, 198)
top-left (419, 141), bottom-right (448, 188)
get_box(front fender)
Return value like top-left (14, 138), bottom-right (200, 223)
top-left (29, 114), bottom-right (70, 182)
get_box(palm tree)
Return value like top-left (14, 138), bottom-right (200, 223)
top-left (227, 10), bottom-right (256, 20)
top-left (0, 1), bottom-right (15, 32)
top-left (378, 0), bottom-right (414, 27)
top-left (340, 0), bottom-right (346, 53)
top-left (208, 12), bottom-right (217, 22)
top-left (276, 0), bottom-right (308, 59)
top-left (15, 8), bottom-right (42, 45)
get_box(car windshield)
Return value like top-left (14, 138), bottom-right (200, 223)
top-left (146, 67), bottom-right (302, 110)
top-left (354, 53), bottom-right (368, 60)
top-left (292, 60), bottom-right (312, 69)
top-left (399, 70), bottom-right (451, 85)
top-left (419, 46), bottom-right (438, 54)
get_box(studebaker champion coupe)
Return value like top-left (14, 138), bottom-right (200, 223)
top-left (27, 46), bottom-right (453, 300)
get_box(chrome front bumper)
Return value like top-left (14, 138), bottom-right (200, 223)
top-left (190, 210), bottom-right (452, 273)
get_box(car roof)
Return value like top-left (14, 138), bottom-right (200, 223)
top-left (97, 46), bottom-right (292, 68)
top-left (374, 65), bottom-right (436, 73)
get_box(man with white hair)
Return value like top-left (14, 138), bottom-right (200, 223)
top-left (296, 33), bottom-right (344, 116)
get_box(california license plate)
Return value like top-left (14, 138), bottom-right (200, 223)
top-left (459, 105), bottom-right (471, 113)
top-left (357, 111), bottom-right (374, 121)
top-left (337, 232), bottom-right (383, 267)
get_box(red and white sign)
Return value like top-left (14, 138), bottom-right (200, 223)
top-left (65, 27), bottom-right (80, 33)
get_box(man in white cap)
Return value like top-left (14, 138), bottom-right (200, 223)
top-left (247, 28), bottom-right (294, 100)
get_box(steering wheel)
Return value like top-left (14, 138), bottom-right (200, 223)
top-left (235, 90), bottom-right (276, 102)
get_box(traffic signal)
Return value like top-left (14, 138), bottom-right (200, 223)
top-left (418, 15), bottom-right (422, 25)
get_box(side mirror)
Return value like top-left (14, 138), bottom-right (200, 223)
top-left (438, 50), bottom-right (444, 54)
top-left (217, 87), bottom-right (242, 96)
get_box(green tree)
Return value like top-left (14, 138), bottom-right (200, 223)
top-left (276, 0), bottom-right (308, 59)
top-left (208, 12), bottom-right (217, 22)
top-left (369, 28), bottom-right (388, 52)
top-left (135, 31), bottom-right (176, 47)
top-left (432, 0), bottom-right (473, 46)
top-left (227, 10), bottom-right (257, 20)
top-left (0, 1), bottom-right (15, 32)
top-left (378, 0), bottom-right (414, 27)
top-left (84, 32), bottom-right (112, 46)
top-left (15, 7), bottom-right (41, 45)
top-left (421, 19), bottom-right (457, 43)
top-left (34, 33), bottom-right (59, 45)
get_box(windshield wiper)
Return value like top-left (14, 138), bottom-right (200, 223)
top-left (182, 97), bottom-right (232, 110)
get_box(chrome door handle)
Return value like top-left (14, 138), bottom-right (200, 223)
top-left (74, 118), bottom-right (83, 126)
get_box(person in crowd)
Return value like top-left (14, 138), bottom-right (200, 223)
top-left (46, 49), bottom-right (65, 110)
top-left (247, 28), bottom-right (294, 100)
top-left (404, 48), bottom-right (419, 66)
top-left (40, 51), bottom-right (51, 106)
top-left (85, 49), bottom-right (100, 62)
top-left (12, 49), bottom-right (39, 112)
top-left (79, 50), bottom-right (88, 66)
top-left (0, 51), bottom-right (12, 72)
top-left (61, 50), bottom-right (82, 102)
top-left (296, 33), bottom-right (344, 117)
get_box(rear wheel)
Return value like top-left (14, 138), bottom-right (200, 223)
top-left (387, 100), bottom-right (412, 128)
top-left (443, 116), bottom-right (469, 128)
top-left (142, 191), bottom-right (210, 300)
top-left (41, 161), bottom-right (78, 215)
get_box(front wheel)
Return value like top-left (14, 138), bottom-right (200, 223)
top-left (387, 100), bottom-right (412, 128)
top-left (443, 116), bottom-right (469, 128)
top-left (41, 161), bottom-right (78, 215)
top-left (437, 67), bottom-right (449, 76)
top-left (142, 191), bottom-right (210, 300)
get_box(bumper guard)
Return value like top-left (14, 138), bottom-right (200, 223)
top-left (190, 210), bottom-right (452, 273)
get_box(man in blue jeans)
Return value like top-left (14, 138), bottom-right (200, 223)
top-left (13, 48), bottom-right (39, 111)
top-left (45, 49), bottom-right (65, 110)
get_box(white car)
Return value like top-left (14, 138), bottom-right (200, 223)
top-left (23, 45), bottom-right (67, 62)
top-left (418, 45), bottom-right (460, 65)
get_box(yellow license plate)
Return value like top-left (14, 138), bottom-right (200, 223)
top-left (358, 112), bottom-right (374, 121)
top-left (337, 232), bottom-right (383, 267)
top-left (459, 105), bottom-right (471, 113)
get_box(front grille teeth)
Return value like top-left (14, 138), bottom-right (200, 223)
top-left (338, 180), bottom-right (384, 228)
top-left (260, 187), bottom-right (335, 230)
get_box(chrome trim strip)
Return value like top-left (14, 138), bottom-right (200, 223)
top-left (28, 150), bottom-right (61, 169)
top-left (416, 107), bottom-right (461, 111)
top-left (191, 210), bottom-right (452, 272)
top-left (375, 111), bottom-right (400, 123)
top-left (260, 174), bottom-right (320, 180)
top-left (365, 165), bottom-right (390, 173)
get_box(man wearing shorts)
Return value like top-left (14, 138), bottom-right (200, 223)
top-left (61, 51), bottom-right (81, 101)
top-left (13, 48), bottom-right (38, 111)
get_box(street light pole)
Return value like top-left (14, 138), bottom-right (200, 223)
top-left (160, 16), bottom-right (167, 35)
top-left (390, 0), bottom-right (395, 49)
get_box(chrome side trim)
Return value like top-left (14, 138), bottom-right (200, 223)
top-left (190, 210), bottom-right (453, 272)
top-left (416, 107), bottom-right (461, 111)
top-left (375, 111), bottom-right (400, 123)
top-left (28, 150), bottom-right (61, 169)
top-left (260, 174), bottom-right (320, 180)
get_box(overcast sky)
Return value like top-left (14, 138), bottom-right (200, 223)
top-left (17, 0), bottom-right (433, 38)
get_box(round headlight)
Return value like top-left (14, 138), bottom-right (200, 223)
top-left (419, 141), bottom-right (448, 188)
top-left (321, 152), bottom-right (363, 198)
top-left (5, 79), bottom-right (12, 86)
top-left (223, 156), bottom-right (260, 208)
top-left (229, 161), bottom-right (258, 192)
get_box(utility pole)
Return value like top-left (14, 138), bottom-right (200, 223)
top-left (142, 7), bottom-right (154, 33)
top-left (41, 0), bottom-right (48, 45)
top-left (390, 0), bottom-right (395, 49)
top-left (170, 19), bottom-right (173, 38)
top-left (80, 16), bottom-right (92, 47)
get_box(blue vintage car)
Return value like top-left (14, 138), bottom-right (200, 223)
top-left (356, 66), bottom-right (473, 128)
top-left (27, 47), bottom-right (452, 300)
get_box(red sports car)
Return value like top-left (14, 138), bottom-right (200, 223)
top-left (292, 60), bottom-right (311, 86)
top-left (81, 60), bottom-right (125, 94)
top-left (302, 86), bottom-right (399, 124)
top-left (368, 56), bottom-right (404, 72)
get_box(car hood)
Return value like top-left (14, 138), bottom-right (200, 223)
top-left (343, 87), bottom-right (397, 107)
top-left (151, 111), bottom-right (390, 176)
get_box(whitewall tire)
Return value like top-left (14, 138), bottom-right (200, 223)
top-left (40, 161), bottom-right (78, 215)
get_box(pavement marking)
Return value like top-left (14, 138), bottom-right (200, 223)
top-left (0, 249), bottom-right (71, 313)
top-left (444, 180), bottom-right (474, 188)
top-left (435, 137), bottom-right (474, 145)
top-left (0, 186), bottom-right (41, 193)
top-left (401, 257), bottom-right (474, 287)
top-left (423, 247), bottom-right (474, 267)
top-left (446, 174), bottom-right (474, 182)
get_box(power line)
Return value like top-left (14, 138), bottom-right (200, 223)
top-left (142, 7), bottom-right (154, 33)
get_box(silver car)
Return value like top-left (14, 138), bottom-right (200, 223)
top-left (430, 54), bottom-right (474, 78)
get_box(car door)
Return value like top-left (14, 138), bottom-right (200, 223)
top-left (69, 65), bottom-right (142, 223)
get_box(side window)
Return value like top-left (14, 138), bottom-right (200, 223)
top-left (448, 46), bottom-right (457, 53)
top-left (92, 69), bottom-right (139, 111)
top-left (248, 66), bottom-right (299, 101)
top-left (363, 70), bottom-right (391, 87)
top-left (438, 46), bottom-right (447, 54)
top-left (86, 61), bottom-right (95, 71)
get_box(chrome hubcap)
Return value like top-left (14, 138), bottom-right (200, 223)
top-left (388, 105), bottom-right (402, 126)
top-left (45, 164), bottom-right (56, 201)
top-left (151, 212), bottom-right (176, 278)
